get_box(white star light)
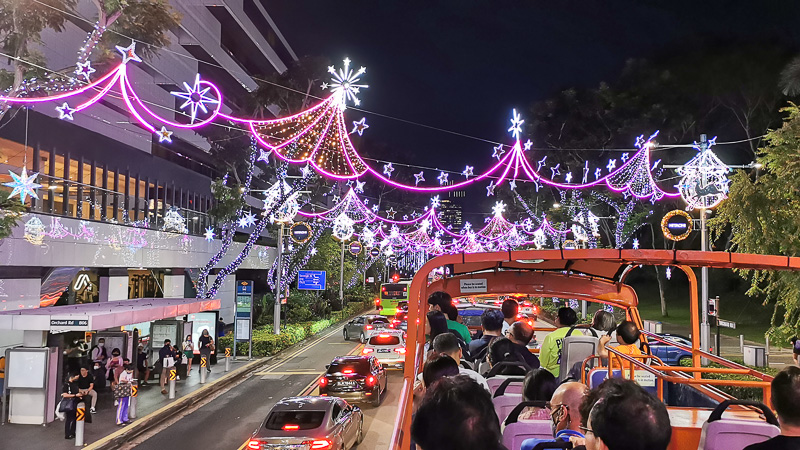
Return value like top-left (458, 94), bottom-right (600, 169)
top-left (509, 180), bottom-right (517, 190)
top-left (594, 168), bottom-right (603, 179)
top-left (550, 164), bottom-right (561, 179)
top-left (582, 161), bottom-right (590, 184)
top-left (204, 227), bottom-right (215, 241)
top-left (431, 195), bottom-right (441, 208)
top-left (171, 74), bottom-right (220, 124)
top-left (492, 201), bottom-right (506, 217)
top-left (371, 204), bottom-right (380, 212)
top-left (508, 109), bottom-right (524, 139)
top-left (385, 207), bottom-right (397, 219)
top-left (414, 171), bottom-right (425, 186)
top-left (157, 126), bottom-right (173, 143)
top-left (354, 180), bottom-right (365, 193)
top-left (3, 168), bottom-right (41, 203)
top-left (621, 152), bottom-right (630, 163)
top-left (325, 58), bottom-right (368, 107)
top-left (257, 148), bottom-right (271, 162)
top-left (652, 159), bottom-right (662, 171)
top-left (665, 267), bottom-right (672, 280)
top-left (492, 144), bottom-right (505, 160)
top-left (606, 159), bottom-right (617, 172)
top-left (565, 172), bottom-right (573, 183)
top-left (350, 117), bottom-right (369, 136)
top-left (632, 238), bottom-right (640, 249)
top-left (332, 195), bottom-right (340, 204)
top-left (537, 156), bottom-right (547, 172)
top-left (116, 41), bottom-right (142, 64)
top-left (74, 61), bottom-right (95, 81)
top-left (462, 166), bottom-right (474, 178)
top-left (523, 140), bottom-right (533, 151)
top-left (437, 171), bottom-right (449, 185)
top-left (301, 164), bottom-right (314, 178)
top-left (310, 248), bottom-right (318, 256)
top-left (383, 162), bottom-right (395, 178)
top-left (56, 102), bottom-right (76, 120)
top-left (238, 212), bottom-right (256, 228)
top-left (486, 181), bottom-right (496, 197)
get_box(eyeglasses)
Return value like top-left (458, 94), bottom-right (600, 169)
top-left (579, 426), bottom-right (594, 435)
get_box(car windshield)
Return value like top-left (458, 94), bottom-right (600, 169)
top-left (265, 410), bottom-right (326, 430)
top-left (368, 317), bottom-right (389, 325)
top-left (328, 360), bottom-right (370, 374)
top-left (369, 334), bottom-right (401, 346)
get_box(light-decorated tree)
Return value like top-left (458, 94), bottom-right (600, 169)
top-left (710, 103), bottom-right (800, 341)
top-left (0, 189), bottom-right (25, 239)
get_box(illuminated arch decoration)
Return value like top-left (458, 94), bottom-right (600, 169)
top-left (676, 137), bottom-right (730, 210)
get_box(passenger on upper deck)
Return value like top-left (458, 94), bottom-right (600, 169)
top-left (433, 333), bottom-right (490, 392)
top-left (578, 378), bottom-right (671, 450)
top-left (411, 375), bottom-right (505, 450)
top-left (501, 299), bottom-right (519, 334)
top-left (516, 368), bottom-right (557, 421)
top-left (520, 381), bottom-right (589, 450)
top-left (505, 321), bottom-right (540, 369)
top-left (744, 366), bottom-right (800, 450)
top-left (486, 337), bottom-right (531, 376)
top-left (540, 307), bottom-right (582, 377)
top-left (597, 320), bottom-right (642, 370)
top-left (428, 291), bottom-right (472, 343)
top-left (424, 311), bottom-right (450, 358)
top-left (469, 309), bottom-right (505, 361)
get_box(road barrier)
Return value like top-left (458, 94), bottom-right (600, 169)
top-left (75, 401), bottom-right (86, 447)
top-left (129, 381), bottom-right (138, 419)
top-left (225, 348), bottom-right (232, 372)
top-left (200, 357), bottom-right (207, 384)
top-left (169, 369), bottom-right (177, 399)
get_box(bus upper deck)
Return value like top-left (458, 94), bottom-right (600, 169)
top-left (391, 249), bottom-right (792, 450)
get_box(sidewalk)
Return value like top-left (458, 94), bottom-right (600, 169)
top-left (0, 358), bottom-right (255, 450)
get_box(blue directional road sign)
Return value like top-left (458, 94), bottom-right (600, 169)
top-left (298, 270), bottom-right (326, 291)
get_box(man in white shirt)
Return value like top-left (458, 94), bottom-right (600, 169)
top-left (432, 333), bottom-right (490, 392)
top-left (501, 299), bottom-right (519, 334)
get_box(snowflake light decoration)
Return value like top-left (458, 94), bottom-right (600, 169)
top-left (492, 200), bottom-right (506, 217)
top-left (508, 108), bottom-right (524, 139)
top-left (324, 58), bottom-right (368, 107)
top-left (3, 168), bottom-right (41, 203)
top-left (171, 74), bottom-right (220, 124)
top-left (204, 227), bottom-right (215, 241)
top-left (332, 213), bottom-right (355, 240)
top-left (238, 212), bottom-right (257, 228)
top-left (676, 137), bottom-right (729, 210)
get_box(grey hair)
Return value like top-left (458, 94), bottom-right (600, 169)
top-left (592, 310), bottom-right (616, 332)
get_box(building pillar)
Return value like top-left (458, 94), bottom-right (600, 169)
top-left (98, 268), bottom-right (129, 302)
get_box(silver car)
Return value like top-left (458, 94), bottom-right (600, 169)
top-left (247, 396), bottom-right (363, 450)
top-left (343, 315), bottom-right (390, 343)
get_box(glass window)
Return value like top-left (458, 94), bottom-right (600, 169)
top-left (368, 334), bottom-right (401, 346)
top-left (331, 404), bottom-right (342, 422)
top-left (327, 360), bottom-right (370, 375)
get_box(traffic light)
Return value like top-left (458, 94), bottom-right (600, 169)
top-left (391, 273), bottom-right (400, 283)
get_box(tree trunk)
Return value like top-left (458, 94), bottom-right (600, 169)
top-left (654, 265), bottom-right (668, 317)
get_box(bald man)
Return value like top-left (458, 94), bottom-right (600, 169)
top-left (521, 382), bottom-right (590, 450)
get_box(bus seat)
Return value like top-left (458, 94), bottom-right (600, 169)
top-left (488, 376), bottom-right (524, 395)
top-left (698, 400), bottom-right (780, 450)
top-left (493, 377), bottom-right (524, 397)
top-left (503, 402), bottom-right (551, 450)
top-left (558, 335), bottom-right (598, 383)
top-left (492, 394), bottom-right (523, 425)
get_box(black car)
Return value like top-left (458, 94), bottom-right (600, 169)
top-left (319, 356), bottom-right (388, 407)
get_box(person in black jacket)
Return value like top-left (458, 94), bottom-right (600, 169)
top-left (744, 366), bottom-right (800, 450)
top-left (199, 329), bottom-right (214, 373)
top-left (158, 339), bottom-right (173, 394)
top-left (61, 371), bottom-right (84, 439)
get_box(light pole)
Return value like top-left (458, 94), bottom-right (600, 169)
top-left (274, 222), bottom-right (284, 335)
top-left (339, 239), bottom-right (346, 309)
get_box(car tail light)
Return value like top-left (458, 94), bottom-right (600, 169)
top-left (343, 368), bottom-right (354, 374)
top-left (319, 376), bottom-right (328, 387)
top-left (247, 440), bottom-right (261, 449)
top-left (362, 348), bottom-right (373, 354)
top-left (389, 323), bottom-right (395, 329)
top-left (379, 334), bottom-right (390, 338)
top-left (303, 439), bottom-right (333, 450)
top-left (282, 424), bottom-right (300, 430)
top-left (365, 325), bottom-right (373, 330)
top-left (394, 347), bottom-right (406, 354)
top-left (366, 375), bottom-right (377, 387)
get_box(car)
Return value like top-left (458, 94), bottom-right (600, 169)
top-left (648, 333), bottom-right (692, 366)
top-left (343, 315), bottom-right (390, 343)
top-left (247, 396), bottom-right (363, 450)
top-left (319, 356), bottom-right (388, 407)
top-left (363, 330), bottom-right (406, 368)
top-left (389, 311), bottom-right (407, 332)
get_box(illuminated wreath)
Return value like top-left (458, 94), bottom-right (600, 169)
top-left (289, 222), bottom-right (313, 244)
top-left (661, 210), bottom-right (693, 241)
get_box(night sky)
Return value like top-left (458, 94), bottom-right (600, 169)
top-left (268, 1), bottom-right (800, 213)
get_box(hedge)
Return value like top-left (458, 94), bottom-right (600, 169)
top-left (219, 301), bottom-right (370, 357)
top-left (679, 357), bottom-right (778, 402)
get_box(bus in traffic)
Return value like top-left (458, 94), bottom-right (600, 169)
top-left (376, 280), bottom-right (410, 316)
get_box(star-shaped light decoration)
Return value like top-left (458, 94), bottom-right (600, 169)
top-left (414, 171), bottom-right (425, 186)
top-left (462, 166), bottom-right (474, 178)
top-left (632, 238), bottom-right (640, 249)
top-left (621, 152), bottom-right (630, 163)
top-left (665, 266), bottom-right (672, 280)
top-left (507, 108), bottom-right (524, 139)
top-left (403, 215), bottom-right (408, 221)
top-left (431, 195), bottom-right (441, 208)
top-left (257, 148), bottom-right (270, 163)
top-left (385, 207), bottom-right (397, 219)
top-left (492, 200), bottom-right (506, 217)
top-left (204, 227), bottom-right (215, 241)
top-left (310, 248), bottom-right (318, 256)
top-left (325, 57), bottom-right (368, 107)
top-left (383, 162), bottom-right (395, 178)
top-left (74, 61), bottom-right (96, 81)
top-left (492, 144), bottom-right (505, 160)
top-left (238, 212), bottom-right (257, 228)
top-left (354, 180), bottom-right (365, 193)
top-left (549, 164), bottom-right (561, 179)
top-left (350, 117), bottom-right (369, 136)
top-left (606, 159), bottom-right (617, 172)
top-left (171, 74), bottom-right (220, 124)
top-left (437, 171), bottom-right (449, 185)
top-left (364, 198), bottom-right (369, 205)
top-left (332, 195), bottom-right (340, 204)
top-left (116, 41), bottom-right (142, 64)
top-left (157, 126), bottom-right (173, 143)
top-left (594, 168), bottom-right (603, 179)
top-left (537, 156), bottom-right (547, 172)
top-left (56, 102), bottom-right (76, 120)
top-left (652, 159), bottom-right (662, 171)
top-left (371, 204), bottom-right (380, 212)
top-left (523, 140), bottom-right (533, 151)
top-left (3, 168), bottom-right (41, 203)
top-left (565, 172), bottom-right (573, 183)
top-left (301, 164), bottom-right (314, 178)
top-left (582, 161), bottom-right (590, 184)
top-left (509, 180), bottom-right (517, 190)
top-left (486, 181), bottom-right (496, 197)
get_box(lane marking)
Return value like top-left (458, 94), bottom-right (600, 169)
top-left (253, 370), bottom-right (322, 376)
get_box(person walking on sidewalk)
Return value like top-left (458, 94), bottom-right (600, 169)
top-left (77, 366), bottom-right (98, 413)
top-left (159, 339), bottom-right (175, 395)
top-left (115, 364), bottom-right (134, 426)
top-left (199, 329), bottom-right (214, 374)
top-left (182, 335), bottom-right (194, 376)
top-left (61, 371), bottom-right (84, 439)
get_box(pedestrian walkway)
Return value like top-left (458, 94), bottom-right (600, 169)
top-left (0, 358), bottom-right (254, 450)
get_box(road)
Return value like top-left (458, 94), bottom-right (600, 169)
top-left (129, 324), bottom-right (403, 450)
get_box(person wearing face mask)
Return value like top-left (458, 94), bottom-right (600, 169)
top-left (90, 338), bottom-right (108, 367)
top-left (106, 348), bottom-right (123, 390)
top-left (182, 335), bottom-right (194, 375)
top-left (520, 381), bottom-right (589, 450)
top-left (62, 371), bottom-right (84, 439)
top-left (115, 364), bottom-right (134, 426)
top-left (198, 329), bottom-right (214, 373)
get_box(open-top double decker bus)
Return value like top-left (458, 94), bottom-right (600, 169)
top-left (391, 249), bottom-right (789, 450)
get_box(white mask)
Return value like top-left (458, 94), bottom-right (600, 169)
top-left (98, 343), bottom-right (104, 347)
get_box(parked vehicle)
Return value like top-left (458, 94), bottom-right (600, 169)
top-left (648, 333), bottom-right (693, 366)
top-left (342, 315), bottom-right (390, 343)
top-left (320, 356), bottom-right (388, 407)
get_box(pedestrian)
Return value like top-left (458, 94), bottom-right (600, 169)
top-left (106, 348), bottom-right (123, 389)
top-left (61, 371), bottom-right (84, 439)
top-left (115, 364), bottom-right (134, 426)
top-left (217, 317), bottom-right (226, 339)
top-left (183, 335), bottom-right (194, 375)
top-left (136, 345), bottom-right (150, 386)
top-left (77, 366), bottom-right (98, 413)
top-left (172, 345), bottom-right (183, 380)
top-left (791, 337), bottom-right (800, 367)
top-left (159, 339), bottom-right (174, 395)
top-left (90, 338), bottom-right (108, 367)
top-left (199, 329), bottom-right (214, 373)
